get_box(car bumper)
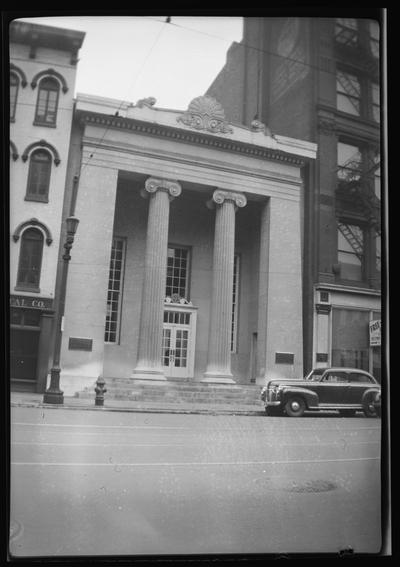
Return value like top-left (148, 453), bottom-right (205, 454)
top-left (265, 401), bottom-right (281, 407)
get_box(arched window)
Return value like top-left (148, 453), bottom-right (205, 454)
top-left (34, 77), bottom-right (60, 125)
top-left (16, 228), bottom-right (44, 290)
top-left (26, 149), bottom-right (52, 202)
top-left (10, 72), bottom-right (19, 120)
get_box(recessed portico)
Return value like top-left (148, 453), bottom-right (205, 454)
top-left (57, 94), bottom-right (316, 395)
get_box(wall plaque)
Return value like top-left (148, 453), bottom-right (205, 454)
top-left (316, 353), bottom-right (328, 363)
top-left (68, 337), bottom-right (93, 351)
top-left (275, 352), bottom-right (294, 364)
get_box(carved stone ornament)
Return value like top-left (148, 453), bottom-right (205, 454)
top-left (136, 97), bottom-right (156, 108)
top-left (213, 189), bottom-right (247, 208)
top-left (165, 295), bottom-right (193, 305)
top-left (177, 95), bottom-right (233, 134)
top-left (144, 177), bottom-right (182, 198)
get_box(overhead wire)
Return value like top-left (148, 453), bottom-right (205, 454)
top-left (78, 17), bottom-right (169, 177)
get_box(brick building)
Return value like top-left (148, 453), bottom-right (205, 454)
top-left (9, 21), bottom-right (85, 392)
top-left (207, 16), bottom-right (383, 380)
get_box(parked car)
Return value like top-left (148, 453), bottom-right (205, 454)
top-left (260, 367), bottom-right (381, 418)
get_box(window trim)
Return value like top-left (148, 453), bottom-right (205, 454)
top-left (231, 253), bottom-right (240, 354)
top-left (10, 71), bottom-right (19, 121)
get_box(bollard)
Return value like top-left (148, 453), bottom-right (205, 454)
top-left (95, 376), bottom-right (107, 407)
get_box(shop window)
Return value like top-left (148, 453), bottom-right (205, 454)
top-left (337, 222), bottom-right (364, 281)
top-left (231, 254), bottom-right (240, 353)
top-left (34, 77), bottom-right (60, 126)
top-left (10, 72), bottom-right (19, 120)
top-left (26, 149), bottom-right (52, 202)
top-left (336, 70), bottom-right (361, 116)
top-left (335, 18), bottom-right (358, 46)
top-left (166, 246), bottom-right (190, 299)
top-left (331, 308), bottom-right (369, 370)
top-left (16, 228), bottom-right (44, 291)
top-left (104, 237), bottom-right (126, 344)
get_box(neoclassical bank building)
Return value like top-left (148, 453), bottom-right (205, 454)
top-left (59, 94), bottom-right (316, 395)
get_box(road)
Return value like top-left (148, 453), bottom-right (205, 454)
top-left (9, 407), bottom-right (382, 557)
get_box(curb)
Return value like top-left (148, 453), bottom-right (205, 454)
top-left (10, 401), bottom-right (265, 416)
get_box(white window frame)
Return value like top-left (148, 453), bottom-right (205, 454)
top-left (104, 236), bottom-right (126, 344)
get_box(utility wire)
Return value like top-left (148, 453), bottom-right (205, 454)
top-left (79, 18), bottom-right (169, 176)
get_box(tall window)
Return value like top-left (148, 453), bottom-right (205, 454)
top-left (231, 254), bottom-right (240, 353)
top-left (34, 77), bottom-right (60, 125)
top-left (10, 72), bottom-right (19, 120)
top-left (26, 149), bottom-right (52, 201)
top-left (166, 247), bottom-right (190, 299)
top-left (337, 142), bottom-right (362, 185)
top-left (369, 20), bottom-right (380, 58)
top-left (335, 18), bottom-right (358, 46)
top-left (337, 222), bottom-right (364, 281)
top-left (331, 308), bottom-right (369, 370)
top-left (16, 228), bottom-right (44, 290)
top-left (336, 70), bottom-right (361, 116)
top-left (371, 82), bottom-right (380, 123)
top-left (105, 238), bottom-right (126, 343)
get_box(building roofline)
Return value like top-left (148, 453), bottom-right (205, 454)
top-left (9, 20), bottom-right (85, 52)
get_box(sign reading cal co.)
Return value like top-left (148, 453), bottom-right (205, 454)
top-left (10, 295), bottom-right (53, 310)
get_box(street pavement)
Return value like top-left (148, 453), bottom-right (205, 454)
top-left (9, 403), bottom-right (383, 558)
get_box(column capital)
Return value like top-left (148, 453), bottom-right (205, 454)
top-left (144, 177), bottom-right (182, 198)
top-left (212, 189), bottom-right (247, 209)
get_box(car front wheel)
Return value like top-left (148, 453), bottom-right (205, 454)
top-left (284, 396), bottom-right (306, 417)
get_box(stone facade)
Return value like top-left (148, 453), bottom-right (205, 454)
top-left (58, 94), bottom-right (316, 395)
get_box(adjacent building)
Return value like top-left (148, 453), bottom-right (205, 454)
top-left (207, 16), bottom-right (383, 380)
top-left (9, 21), bottom-right (85, 391)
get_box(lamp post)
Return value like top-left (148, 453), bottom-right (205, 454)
top-left (43, 215), bottom-right (79, 404)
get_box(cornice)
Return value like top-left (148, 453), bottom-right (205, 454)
top-left (77, 111), bottom-right (307, 167)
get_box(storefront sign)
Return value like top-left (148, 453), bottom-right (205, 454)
top-left (369, 320), bottom-right (381, 347)
top-left (10, 294), bottom-right (53, 310)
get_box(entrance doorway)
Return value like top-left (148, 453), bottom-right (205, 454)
top-left (10, 308), bottom-right (42, 391)
top-left (162, 305), bottom-right (197, 379)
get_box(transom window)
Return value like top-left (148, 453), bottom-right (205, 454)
top-left (10, 72), bottom-right (19, 120)
top-left (335, 18), bottom-right (358, 46)
top-left (34, 77), bottom-right (60, 125)
top-left (338, 222), bottom-right (364, 281)
top-left (166, 246), bottom-right (190, 299)
top-left (104, 237), bottom-right (126, 343)
top-left (16, 228), bottom-right (44, 290)
top-left (26, 149), bottom-right (52, 201)
top-left (336, 70), bottom-right (361, 116)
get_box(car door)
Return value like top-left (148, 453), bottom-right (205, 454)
top-left (317, 371), bottom-right (349, 405)
top-left (346, 372), bottom-right (377, 404)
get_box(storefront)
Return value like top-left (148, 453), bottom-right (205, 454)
top-left (10, 295), bottom-right (54, 392)
top-left (313, 284), bottom-right (381, 381)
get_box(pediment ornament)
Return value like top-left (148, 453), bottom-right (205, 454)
top-left (177, 95), bottom-right (233, 134)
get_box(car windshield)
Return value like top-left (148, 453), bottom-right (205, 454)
top-left (305, 369), bottom-right (325, 381)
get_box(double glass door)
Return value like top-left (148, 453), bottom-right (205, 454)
top-left (162, 307), bottom-right (196, 378)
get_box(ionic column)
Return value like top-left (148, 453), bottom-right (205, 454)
top-left (202, 189), bottom-right (247, 383)
top-left (132, 177), bottom-right (182, 381)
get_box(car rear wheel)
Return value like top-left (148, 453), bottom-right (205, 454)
top-left (363, 397), bottom-right (378, 418)
top-left (285, 396), bottom-right (306, 417)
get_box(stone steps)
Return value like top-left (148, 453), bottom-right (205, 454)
top-left (76, 378), bottom-right (263, 406)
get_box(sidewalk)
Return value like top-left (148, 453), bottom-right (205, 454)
top-left (10, 392), bottom-right (265, 416)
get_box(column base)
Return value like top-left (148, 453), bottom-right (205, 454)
top-left (131, 367), bottom-right (167, 382)
top-left (201, 372), bottom-right (236, 384)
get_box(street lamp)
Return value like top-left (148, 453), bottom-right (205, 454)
top-left (43, 215), bottom-right (79, 404)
